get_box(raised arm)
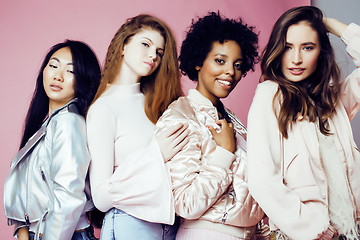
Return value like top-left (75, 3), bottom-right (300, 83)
top-left (323, 17), bottom-right (348, 37)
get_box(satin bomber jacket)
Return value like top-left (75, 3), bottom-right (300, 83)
top-left (4, 99), bottom-right (91, 240)
top-left (155, 89), bottom-right (264, 228)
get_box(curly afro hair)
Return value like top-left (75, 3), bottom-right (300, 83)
top-left (179, 11), bottom-right (259, 81)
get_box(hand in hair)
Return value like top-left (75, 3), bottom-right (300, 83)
top-left (155, 122), bottom-right (190, 162)
top-left (208, 119), bottom-right (236, 153)
top-left (323, 17), bottom-right (348, 37)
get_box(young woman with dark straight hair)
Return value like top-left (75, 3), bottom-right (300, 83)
top-left (4, 40), bottom-right (101, 240)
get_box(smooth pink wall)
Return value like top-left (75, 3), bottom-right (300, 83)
top-left (0, 0), bottom-right (309, 238)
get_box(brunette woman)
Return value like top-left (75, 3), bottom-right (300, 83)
top-left (247, 6), bottom-right (360, 239)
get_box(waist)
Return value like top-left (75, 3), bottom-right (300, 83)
top-left (181, 219), bottom-right (256, 238)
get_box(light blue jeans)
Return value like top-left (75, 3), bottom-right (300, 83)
top-left (29, 226), bottom-right (97, 240)
top-left (101, 208), bottom-right (179, 240)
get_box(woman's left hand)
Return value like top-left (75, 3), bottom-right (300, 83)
top-left (323, 17), bottom-right (348, 37)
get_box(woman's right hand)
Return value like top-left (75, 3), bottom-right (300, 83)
top-left (17, 227), bottom-right (29, 240)
top-left (208, 119), bottom-right (236, 153)
top-left (155, 122), bottom-right (190, 162)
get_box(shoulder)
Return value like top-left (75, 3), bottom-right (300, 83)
top-left (161, 96), bottom-right (194, 120)
top-left (87, 96), bottom-right (115, 121)
top-left (50, 104), bottom-right (85, 128)
top-left (255, 80), bottom-right (279, 97)
top-left (157, 96), bottom-right (199, 130)
top-left (248, 81), bottom-right (280, 119)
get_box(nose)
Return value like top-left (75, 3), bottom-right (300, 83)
top-left (149, 49), bottom-right (157, 62)
top-left (292, 50), bottom-right (303, 65)
top-left (53, 70), bottom-right (63, 82)
top-left (225, 63), bottom-right (235, 76)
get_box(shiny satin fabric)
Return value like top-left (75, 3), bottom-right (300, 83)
top-left (155, 89), bottom-right (264, 230)
top-left (4, 99), bottom-right (92, 240)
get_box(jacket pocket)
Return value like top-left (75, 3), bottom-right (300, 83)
top-left (284, 153), bottom-right (317, 190)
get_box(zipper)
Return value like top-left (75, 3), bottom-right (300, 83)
top-left (221, 212), bottom-right (228, 223)
top-left (39, 166), bottom-right (55, 218)
top-left (24, 159), bottom-right (32, 227)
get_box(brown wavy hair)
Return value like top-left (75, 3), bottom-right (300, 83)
top-left (261, 6), bottom-right (340, 138)
top-left (91, 14), bottom-right (183, 123)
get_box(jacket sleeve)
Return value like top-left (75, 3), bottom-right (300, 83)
top-left (86, 102), bottom-right (117, 212)
top-left (42, 112), bottom-right (89, 239)
top-left (155, 104), bottom-right (236, 219)
top-left (339, 23), bottom-right (360, 121)
top-left (247, 82), bottom-right (330, 240)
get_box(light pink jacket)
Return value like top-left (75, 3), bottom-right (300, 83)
top-left (156, 89), bottom-right (264, 232)
top-left (247, 23), bottom-right (360, 240)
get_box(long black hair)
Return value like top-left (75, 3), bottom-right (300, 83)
top-left (19, 40), bottom-right (101, 149)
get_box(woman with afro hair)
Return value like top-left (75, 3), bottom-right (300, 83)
top-left (155, 12), bottom-right (269, 240)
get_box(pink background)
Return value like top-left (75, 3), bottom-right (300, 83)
top-left (0, 0), bottom-right (309, 238)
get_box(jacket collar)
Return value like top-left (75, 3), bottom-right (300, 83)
top-left (10, 98), bottom-right (78, 169)
top-left (187, 89), bottom-right (215, 108)
top-left (47, 98), bottom-right (78, 125)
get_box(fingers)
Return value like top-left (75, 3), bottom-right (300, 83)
top-left (171, 126), bottom-right (190, 146)
top-left (165, 122), bottom-right (189, 138)
top-left (213, 119), bottom-right (234, 132)
top-left (207, 125), bottom-right (218, 137)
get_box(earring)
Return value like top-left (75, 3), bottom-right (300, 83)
top-left (195, 66), bottom-right (200, 71)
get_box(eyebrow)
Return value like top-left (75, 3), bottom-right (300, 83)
top-left (285, 42), bottom-right (317, 46)
top-left (49, 57), bottom-right (73, 65)
top-left (142, 37), bottom-right (164, 50)
top-left (215, 53), bottom-right (243, 61)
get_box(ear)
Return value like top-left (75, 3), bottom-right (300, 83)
top-left (195, 66), bottom-right (201, 71)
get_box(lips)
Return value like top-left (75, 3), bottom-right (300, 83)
top-left (144, 61), bottom-right (154, 68)
top-left (216, 79), bottom-right (232, 89)
top-left (50, 84), bottom-right (63, 91)
top-left (288, 68), bottom-right (305, 75)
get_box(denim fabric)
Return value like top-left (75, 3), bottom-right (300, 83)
top-left (29, 232), bottom-right (42, 240)
top-left (29, 226), bottom-right (97, 240)
top-left (72, 226), bottom-right (98, 240)
top-left (101, 208), bottom-right (179, 240)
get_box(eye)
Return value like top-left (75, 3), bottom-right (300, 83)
top-left (284, 45), bottom-right (292, 51)
top-left (303, 46), bottom-right (314, 51)
top-left (156, 50), bottom-right (164, 58)
top-left (142, 42), bottom-right (150, 47)
top-left (49, 64), bottom-right (57, 68)
top-left (234, 62), bottom-right (242, 70)
top-left (215, 59), bottom-right (225, 65)
top-left (67, 69), bottom-right (74, 74)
